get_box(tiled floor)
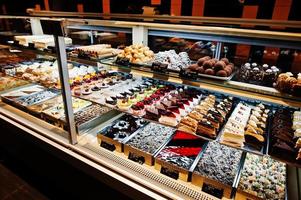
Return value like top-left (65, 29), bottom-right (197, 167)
top-left (0, 162), bottom-right (48, 200)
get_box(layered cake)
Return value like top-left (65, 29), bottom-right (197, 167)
top-left (270, 108), bottom-right (297, 161)
top-left (33, 37), bottom-right (72, 49)
top-left (126, 123), bottom-right (175, 155)
top-left (14, 35), bottom-right (52, 46)
top-left (238, 154), bottom-right (286, 200)
top-left (293, 111), bottom-right (301, 160)
top-left (74, 44), bottom-right (121, 59)
top-left (194, 141), bottom-right (242, 186)
top-left (220, 103), bottom-right (251, 148)
top-left (98, 114), bottom-right (147, 142)
top-left (156, 130), bottom-right (204, 170)
top-left (244, 103), bottom-right (270, 150)
top-left (177, 95), bottom-right (232, 139)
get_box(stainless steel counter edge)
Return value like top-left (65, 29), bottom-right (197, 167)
top-left (0, 103), bottom-right (218, 200)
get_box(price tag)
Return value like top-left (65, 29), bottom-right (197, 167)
top-left (202, 183), bottom-right (224, 199)
top-left (160, 166), bottom-right (179, 180)
top-left (128, 152), bottom-right (145, 164)
top-left (100, 141), bottom-right (116, 151)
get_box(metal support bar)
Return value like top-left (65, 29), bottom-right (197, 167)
top-left (132, 26), bottom-right (148, 45)
top-left (215, 42), bottom-right (222, 60)
top-left (89, 31), bottom-right (94, 44)
top-left (30, 18), bottom-right (43, 35)
top-left (148, 30), bottom-right (301, 50)
top-left (54, 35), bottom-right (77, 145)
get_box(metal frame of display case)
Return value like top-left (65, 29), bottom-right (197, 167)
top-left (0, 13), bottom-right (301, 199)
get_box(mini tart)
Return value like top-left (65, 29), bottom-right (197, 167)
top-left (73, 87), bottom-right (81, 96)
top-left (117, 99), bottom-right (132, 111)
top-left (82, 87), bottom-right (92, 95)
top-left (130, 102), bottom-right (145, 117)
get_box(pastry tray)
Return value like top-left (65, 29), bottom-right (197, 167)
top-left (69, 50), bottom-right (121, 61)
top-left (1, 86), bottom-right (60, 111)
top-left (196, 69), bottom-right (237, 81)
top-left (154, 132), bottom-right (208, 181)
top-left (77, 108), bottom-right (120, 135)
top-left (123, 127), bottom-right (176, 166)
top-left (234, 156), bottom-right (287, 200)
top-left (267, 107), bottom-right (301, 168)
top-left (101, 57), bottom-right (236, 82)
top-left (191, 150), bottom-right (246, 199)
top-left (97, 114), bottom-right (149, 153)
top-left (216, 100), bottom-right (273, 156)
top-left (42, 103), bottom-right (119, 133)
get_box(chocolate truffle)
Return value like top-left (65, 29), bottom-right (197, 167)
top-left (188, 64), bottom-right (199, 71)
top-left (220, 58), bottom-right (229, 65)
top-left (213, 61), bottom-right (226, 72)
top-left (216, 70), bottom-right (228, 77)
top-left (224, 66), bottom-right (233, 76)
top-left (203, 60), bottom-right (214, 69)
top-left (204, 68), bottom-right (215, 75)
top-left (211, 58), bottom-right (218, 64)
top-left (197, 56), bottom-right (210, 66)
top-left (196, 66), bottom-right (205, 74)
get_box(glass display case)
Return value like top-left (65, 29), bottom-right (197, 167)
top-left (0, 13), bottom-right (300, 200)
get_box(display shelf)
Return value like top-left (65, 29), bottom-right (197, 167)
top-left (1, 14), bottom-right (301, 200)
top-left (79, 132), bottom-right (221, 200)
top-left (101, 57), bottom-right (301, 104)
top-left (5, 43), bottom-right (301, 107)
